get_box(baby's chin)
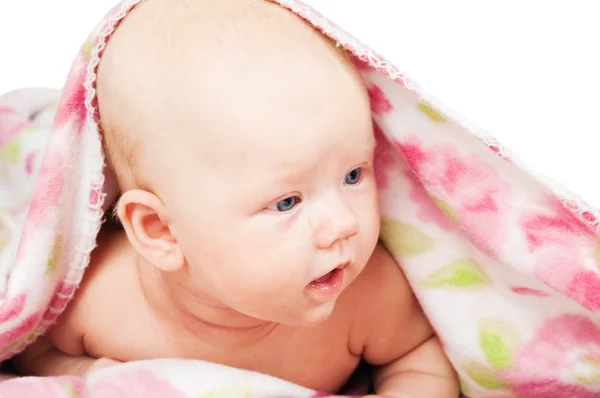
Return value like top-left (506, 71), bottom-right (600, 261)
top-left (268, 271), bottom-right (364, 327)
top-left (262, 299), bottom-right (339, 328)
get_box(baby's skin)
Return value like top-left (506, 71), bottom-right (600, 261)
top-left (14, 1), bottom-right (459, 397)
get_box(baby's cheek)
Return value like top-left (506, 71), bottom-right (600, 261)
top-left (362, 205), bottom-right (382, 260)
top-left (362, 189), bottom-right (381, 236)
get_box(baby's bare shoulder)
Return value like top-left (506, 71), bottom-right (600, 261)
top-left (342, 242), bottom-right (414, 315)
top-left (45, 277), bottom-right (90, 357)
top-left (341, 242), bottom-right (433, 364)
top-left (46, 226), bottom-right (129, 356)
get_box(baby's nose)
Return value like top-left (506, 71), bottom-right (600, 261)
top-left (312, 203), bottom-right (359, 249)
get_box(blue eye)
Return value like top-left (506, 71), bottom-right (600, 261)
top-left (268, 196), bottom-right (300, 212)
top-left (345, 168), bottom-right (362, 185)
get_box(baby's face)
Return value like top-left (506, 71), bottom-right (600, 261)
top-left (153, 55), bottom-right (379, 326)
top-left (116, 0), bottom-right (380, 326)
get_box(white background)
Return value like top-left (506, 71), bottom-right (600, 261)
top-left (2, 0), bottom-right (600, 207)
top-left (0, 1), bottom-right (115, 92)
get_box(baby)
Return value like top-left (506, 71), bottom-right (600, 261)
top-left (14, 0), bottom-right (459, 396)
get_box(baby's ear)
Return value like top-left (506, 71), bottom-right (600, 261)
top-left (116, 189), bottom-right (184, 272)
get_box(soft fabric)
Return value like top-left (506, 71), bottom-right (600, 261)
top-left (0, 359), bottom-right (318, 397)
top-left (1, 0), bottom-right (600, 397)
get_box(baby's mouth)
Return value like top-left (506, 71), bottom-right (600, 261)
top-left (306, 262), bottom-right (349, 298)
top-left (311, 270), bottom-right (337, 284)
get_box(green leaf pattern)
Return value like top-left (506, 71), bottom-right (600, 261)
top-left (479, 319), bottom-right (518, 370)
top-left (432, 196), bottom-right (458, 224)
top-left (423, 258), bottom-right (490, 288)
top-left (379, 217), bottom-right (436, 256)
top-left (457, 320), bottom-right (521, 395)
top-left (463, 362), bottom-right (506, 390)
top-left (417, 101), bottom-right (447, 122)
top-left (573, 357), bottom-right (600, 386)
top-left (0, 139), bottom-right (21, 177)
top-left (60, 382), bottom-right (81, 398)
top-left (45, 235), bottom-right (63, 275)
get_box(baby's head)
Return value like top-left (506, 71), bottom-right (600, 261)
top-left (97, 0), bottom-right (379, 326)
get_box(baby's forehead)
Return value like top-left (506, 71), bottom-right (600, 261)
top-left (98, 0), bottom-right (363, 188)
top-left (105, 0), bottom-right (328, 71)
top-left (99, 0), bottom-right (345, 132)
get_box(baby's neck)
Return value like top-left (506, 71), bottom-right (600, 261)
top-left (135, 256), bottom-right (279, 346)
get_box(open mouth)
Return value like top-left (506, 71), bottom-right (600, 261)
top-left (307, 262), bottom-right (349, 297)
top-left (310, 268), bottom-right (341, 284)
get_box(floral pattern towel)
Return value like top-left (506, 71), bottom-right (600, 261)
top-left (1, 0), bottom-right (599, 397)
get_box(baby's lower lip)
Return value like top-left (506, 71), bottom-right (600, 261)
top-left (306, 268), bottom-right (344, 301)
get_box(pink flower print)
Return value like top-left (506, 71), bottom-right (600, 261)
top-left (373, 121), bottom-right (397, 190)
top-left (89, 182), bottom-right (104, 208)
top-left (53, 58), bottom-right (88, 131)
top-left (582, 210), bottom-right (598, 224)
top-left (0, 293), bottom-right (26, 323)
top-left (405, 170), bottom-right (454, 231)
top-left (398, 138), bottom-right (427, 170)
top-left (532, 250), bottom-right (600, 312)
top-left (0, 376), bottom-right (86, 398)
top-left (521, 196), bottom-right (595, 251)
top-left (486, 143), bottom-right (512, 161)
top-left (92, 369), bottom-right (186, 398)
top-left (43, 282), bottom-right (77, 324)
top-left (522, 196), bottom-right (600, 312)
top-left (524, 213), bottom-right (576, 250)
top-left (396, 137), bottom-right (511, 258)
top-left (510, 286), bottom-right (549, 297)
top-left (567, 271), bottom-right (600, 312)
top-left (24, 150), bottom-right (64, 228)
top-left (367, 84), bottom-right (393, 114)
top-left (503, 314), bottom-right (600, 397)
top-left (25, 151), bottom-right (37, 175)
top-left (0, 310), bottom-right (43, 356)
top-left (348, 53), bottom-right (374, 71)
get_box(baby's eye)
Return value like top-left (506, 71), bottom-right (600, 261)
top-left (344, 168), bottom-right (362, 185)
top-left (268, 196), bottom-right (301, 212)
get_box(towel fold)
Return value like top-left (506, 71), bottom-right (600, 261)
top-left (0, 1), bottom-right (598, 396)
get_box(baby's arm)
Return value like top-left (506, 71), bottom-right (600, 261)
top-left (13, 336), bottom-right (116, 377)
top-left (358, 245), bottom-right (459, 398)
top-left (370, 335), bottom-right (458, 397)
top-left (13, 289), bottom-right (118, 377)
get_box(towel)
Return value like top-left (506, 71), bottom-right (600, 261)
top-left (1, 0), bottom-right (600, 397)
